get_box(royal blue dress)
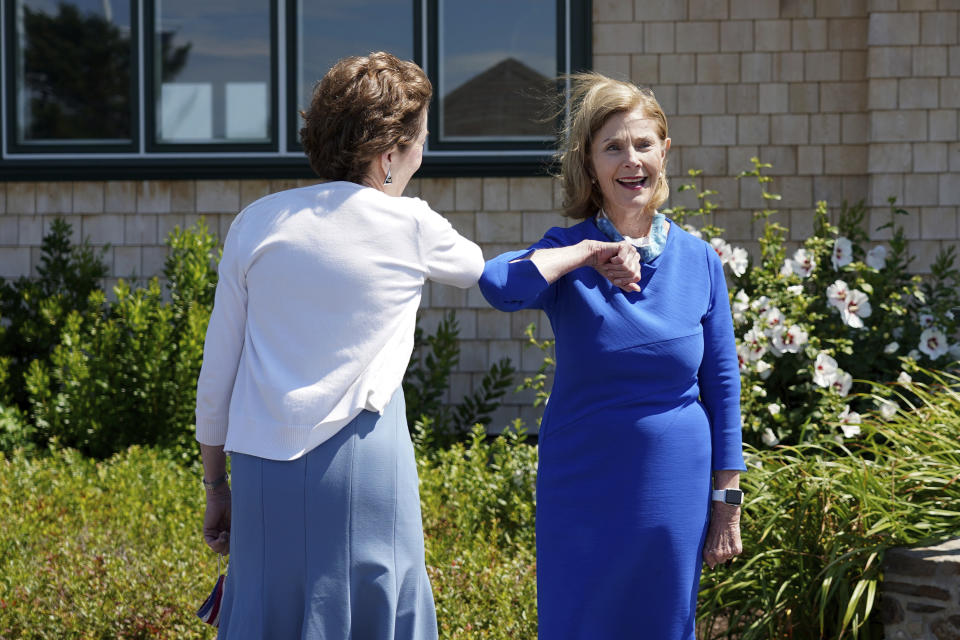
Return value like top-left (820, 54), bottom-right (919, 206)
top-left (479, 219), bottom-right (746, 640)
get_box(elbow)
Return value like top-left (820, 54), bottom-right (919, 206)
top-left (478, 270), bottom-right (520, 312)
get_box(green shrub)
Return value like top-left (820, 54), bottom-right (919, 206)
top-left (418, 424), bottom-right (538, 638)
top-left (23, 222), bottom-right (218, 459)
top-left (665, 160), bottom-right (960, 446)
top-left (697, 368), bottom-right (960, 639)
top-left (405, 311), bottom-right (516, 448)
top-left (0, 403), bottom-right (34, 456)
top-left (0, 218), bottom-right (108, 409)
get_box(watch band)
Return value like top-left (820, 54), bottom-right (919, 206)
top-left (202, 473), bottom-right (228, 490)
top-left (711, 488), bottom-right (744, 506)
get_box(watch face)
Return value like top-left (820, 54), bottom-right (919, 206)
top-left (725, 489), bottom-right (743, 505)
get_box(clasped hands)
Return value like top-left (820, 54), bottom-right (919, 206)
top-left (584, 240), bottom-right (643, 292)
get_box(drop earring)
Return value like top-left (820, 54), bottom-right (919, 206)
top-left (384, 166), bottom-right (393, 185)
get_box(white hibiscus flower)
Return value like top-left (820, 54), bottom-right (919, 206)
top-left (710, 238), bottom-right (733, 264)
top-left (813, 352), bottom-right (839, 388)
top-left (755, 360), bottom-right (773, 380)
top-left (878, 399), bottom-right (898, 421)
top-left (786, 248), bottom-right (816, 278)
top-left (750, 295), bottom-right (771, 315)
top-left (736, 343), bottom-right (751, 372)
top-left (767, 403), bottom-right (781, 416)
top-left (684, 224), bottom-right (703, 239)
top-left (730, 247), bottom-right (749, 277)
top-left (742, 326), bottom-right (767, 361)
top-left (837, 406), bottom-right (862, 438)
top-left (897, 371), bottom-right (912, 384)
top-left (832, 370), bottom-right (853, 396)
top-left (770, 324), bottom-right (809, 356)
top-left (918, 327), bottom-right (949, 360)
top-left (865, 245), bottom-right (887, 270)
top-left (918, 313), bottom-right (936, 329)
top-left (762, 307), bottom-right (786, 335)
top-left (732, 290), bottom-right (750, 325)
top-left (826, 280), bottom-right (849, 309)
top-left (786, 285), bottom-right (804, 296)
top-left (832, 236), bottom-right (853, 270)
top-left (883, 341), bottom-right (899, 354)
top-left (839, 289), bottom-right (872, 329)
top-left (761, 428), bottom-right (780, 447)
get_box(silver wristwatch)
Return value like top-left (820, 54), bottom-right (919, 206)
top-left (711, 488), bottom-right (744, 506)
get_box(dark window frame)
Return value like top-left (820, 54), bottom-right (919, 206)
top-left (1, 0), bottom-right (591, 181)
top-left (143, 0), bottom-right (280, 153)
top-left (3, 0), bottom-right (142, 155)
top-left (425, 0), bottom-right (563, 154)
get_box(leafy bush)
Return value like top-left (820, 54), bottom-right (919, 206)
top-left (698, 368), bottom-right (960, 639)
top-left (417, 424), bottom-right (538, 638)
top-left (23, 222), bottom-right (218, 459)
top-left (405, 311), bottom-right (516, 448)
top-left (0, 446), bottom-right (212, 639)
top-left (665, 160), bottom-right (960, 446)
top-left (0, 403), bottom-right (34, 456)
top-left (0, 218), bottom-right (107, 409)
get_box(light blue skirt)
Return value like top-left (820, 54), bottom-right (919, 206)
top-left (217, 388), bottom-right (438, 639)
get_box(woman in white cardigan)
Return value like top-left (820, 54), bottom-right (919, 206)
top-left (195, 52), bottom-right (483, 639)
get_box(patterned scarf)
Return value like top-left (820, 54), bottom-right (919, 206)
top-left (595, 210), bottom-right (668, 263)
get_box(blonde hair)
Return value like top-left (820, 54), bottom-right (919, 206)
top-left (557, 73), bottom-right (670, 219)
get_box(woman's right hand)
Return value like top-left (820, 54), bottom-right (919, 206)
top-left (203, 484), bottom-right (232, 554)
top-left (585, 240), bottom-right (642, 293)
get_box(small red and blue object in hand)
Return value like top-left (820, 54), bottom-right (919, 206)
top-left (196, 554), bottom-right (226, 627)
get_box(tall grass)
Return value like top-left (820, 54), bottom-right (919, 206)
top-left (698, 368), bottom-right (960, 639)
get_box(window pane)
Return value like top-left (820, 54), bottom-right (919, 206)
top-left (155, 0), bottom-right (272, 144)
top-left (15, 0), bottom-right (133, 144)
top-left (296, 0), bottom-right (413, 115)
top-left (439, 0), bottom-right (556, 142)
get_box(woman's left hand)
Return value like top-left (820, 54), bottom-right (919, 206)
top-left (203, 484), bottom-right (232, 554)
top-left (702, 502), bottom-right (742, 569)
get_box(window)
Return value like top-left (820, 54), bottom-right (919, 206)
top-left (2, 0), bottom-right (590, 178)
top-left (149, 0), bottom-right (274, 148)
top-left (10, 0), bottom-right (137, 150)
top-left (432, 0), bottom-right (557, 148)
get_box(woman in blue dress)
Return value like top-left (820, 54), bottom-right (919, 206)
top-left (479, 73), bottom-right (746, 639)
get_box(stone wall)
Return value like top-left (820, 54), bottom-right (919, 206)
top-left (881, 538), bottom-right (960, 639)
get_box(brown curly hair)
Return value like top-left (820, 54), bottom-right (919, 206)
top-left (299, 52), bottom-right (432, 183)
top-left (558, 73), bottom-right (670, 219)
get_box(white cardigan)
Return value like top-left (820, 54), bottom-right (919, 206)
top-left (195, 181), bottom-right (484, 460)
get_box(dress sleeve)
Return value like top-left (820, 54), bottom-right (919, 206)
top-left (195, 219), bottom-right (248, 447)
top-left (478, 232), bottom-right (564, 312)
top-left (698, 245), bottom-right (747, 472)
top-left (417, 203), bottom-right (484, 288)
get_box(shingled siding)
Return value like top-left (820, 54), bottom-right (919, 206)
top-left (1, 0), bottom-right (958, 431)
